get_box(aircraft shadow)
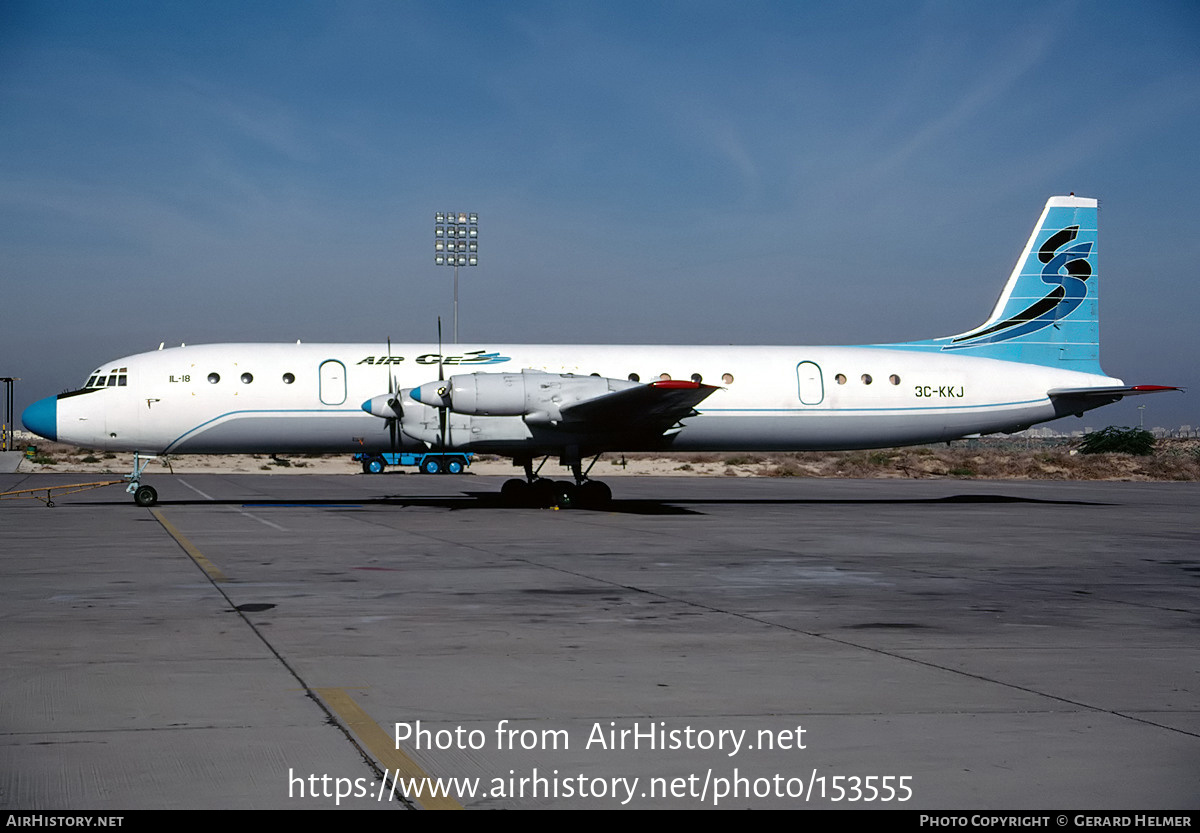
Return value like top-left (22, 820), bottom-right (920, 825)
top-left (91, 491), bottom-right (1110, 516)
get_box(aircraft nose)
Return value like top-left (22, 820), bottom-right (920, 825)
top-left (21, 396), bottom-right (57, 441)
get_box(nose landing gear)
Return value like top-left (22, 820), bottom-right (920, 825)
top-left (125, 452), bottom-right (159, 506)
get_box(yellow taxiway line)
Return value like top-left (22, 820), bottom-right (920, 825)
top-left (314, 687), bottom-right (464, 810)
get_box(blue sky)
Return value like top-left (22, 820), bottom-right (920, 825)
top-left (2, 0), bottom-right (1197, 430)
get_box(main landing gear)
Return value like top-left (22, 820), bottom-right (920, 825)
top-left (125, 452), bottom-right (159, 507)
top-left (500, 456), bottom-right (613, 509)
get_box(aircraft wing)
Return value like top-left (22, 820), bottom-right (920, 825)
top-left (399, 372), bottom-right (720, 449)
top-left (555, 379), bottom-right (718, 435)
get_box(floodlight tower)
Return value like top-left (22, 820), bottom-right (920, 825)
top-left (434, 212), bottom-right (478, 343)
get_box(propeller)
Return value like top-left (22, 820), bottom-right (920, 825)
top-left (385, 337), bottom-right (401, 450)
top-left (437, 318), bottom-right (449, 450)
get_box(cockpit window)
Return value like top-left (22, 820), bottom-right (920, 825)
top-left (84, 368), bottom-right (128, 389)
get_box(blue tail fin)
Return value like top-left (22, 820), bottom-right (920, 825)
top-left (920, 196), bottom-right (1101, 370)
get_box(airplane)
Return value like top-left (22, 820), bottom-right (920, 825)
top-left (21, 195), bottom-right (1179, 508)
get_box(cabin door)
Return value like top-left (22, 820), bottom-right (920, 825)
top-left (796, 361), bottom-right (824, 406)
top-left (319, 360), bottom-right (347, 406)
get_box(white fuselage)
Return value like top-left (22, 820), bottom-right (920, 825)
top-left (51, 342), bottom-right (1120, 455)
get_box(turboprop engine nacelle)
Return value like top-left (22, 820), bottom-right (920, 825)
top-left (412, 370), bottom-right (640, 422)
top-left (362, 394), bottom-right (403, 418)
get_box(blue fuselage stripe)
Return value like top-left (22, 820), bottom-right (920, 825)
top-left (165, 408), bottom-right (365, 451)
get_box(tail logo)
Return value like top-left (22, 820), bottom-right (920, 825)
top-left (945, 225), bottom-right (1093, 350)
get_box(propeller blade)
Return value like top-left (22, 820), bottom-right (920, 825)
top-left (437, 317), bottom-right (444, 382)
top-left (437, 318), bottom-right (447, 448)
top-left (386, 337), bottom-right (399, 451)
top-left (387, 337), bottom-right (394, 394)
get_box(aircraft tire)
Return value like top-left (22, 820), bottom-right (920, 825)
top-left (133, 485), bottom-right (158, 507)
top-left (553, 482), bottom-right (577, 509)
top-left (577, 480), bottom-right (612, 508)
top-left (501, 478), bottom-right (530, 506)
top-left (530, 478), bottom-right (558, 508)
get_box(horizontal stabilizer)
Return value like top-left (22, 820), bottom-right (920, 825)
top-left (1048, 385), bottom-right (1183, 414)
top-left (1048, 384), bottom-right (1182, 400)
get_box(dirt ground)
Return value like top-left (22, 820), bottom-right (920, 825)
top-left (13, 438), bottom-right (1200, 481)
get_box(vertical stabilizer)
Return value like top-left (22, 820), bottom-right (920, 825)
top-left (929, 196), bottom-right (1101, 370)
